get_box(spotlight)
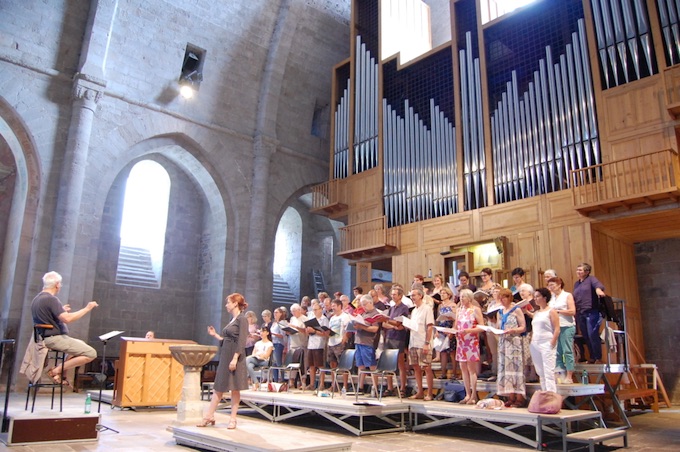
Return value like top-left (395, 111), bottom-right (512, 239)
top-left (178, 46), bottom-right (205, 99)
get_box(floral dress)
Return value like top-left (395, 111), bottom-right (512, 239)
top-left (455, 306), bottom-right (480, 362)
top-left (497, 307), bottom-right (526, 396)
top-left (436, 304), bottom-right (456, 352)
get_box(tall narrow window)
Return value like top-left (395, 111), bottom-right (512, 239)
top-left (115, 161), bottom-right (171, 288)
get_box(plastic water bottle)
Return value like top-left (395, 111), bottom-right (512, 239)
top-left (341, 387), bottom-right (347, 399)
top-left (84, 393), bottom-right (92, 414)
top-left (581, 369), bottom-right (589, 385)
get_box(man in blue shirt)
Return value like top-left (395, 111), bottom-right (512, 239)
top-left (573, 263), bottom-right (606, 363)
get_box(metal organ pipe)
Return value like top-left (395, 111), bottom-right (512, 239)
top-left (488, 18), bottom-right (600, 202)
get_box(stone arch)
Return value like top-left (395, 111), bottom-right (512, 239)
top-left (83, 133), bottom-right (235, 347)
top-left (0, 96), bottom-right (42, 341)
top-left (270, 184), bottom-right (349, 299)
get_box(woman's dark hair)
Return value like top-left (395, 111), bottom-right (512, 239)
top-left (535, 287), bottom-right (551, 300)
top-left (482, 268), bottom-right (493, 276)
top-left (260, 325), bottom-right (270, 334)
top-left (511, 267), bottom-right (525, 277)
top-left (458, 271), bottom-right (470, 280)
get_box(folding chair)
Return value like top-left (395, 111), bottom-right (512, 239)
top-left (318, 348), bottom-right (356, 398)
top-left (262, 352), bottom-right (300, 389)
top-left (355, 348), bottom-right (402, 402)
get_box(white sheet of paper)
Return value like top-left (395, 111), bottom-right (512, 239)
top-left (478, 325), bottom-right (507, 335)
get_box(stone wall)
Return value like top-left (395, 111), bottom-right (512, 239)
top-left (635, 238), bottom-right (680, 403)
top-left (90, 156), bottom-right (204, 356)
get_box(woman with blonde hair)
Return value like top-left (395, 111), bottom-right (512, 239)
top-left (199, 293), bottom-right (249, 429)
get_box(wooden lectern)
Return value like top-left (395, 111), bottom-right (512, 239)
top-left (113, 337), bottom-right (196, 408)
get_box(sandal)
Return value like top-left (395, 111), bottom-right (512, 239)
top-left (459, 396), bottom-right (470, 404)
top-left (196, 418), bottom-right (215, 427)
top-left (424, 395), bottom-right (433, 401)
top-left (409, 394), bottom-right (424, 400)
top-left (227, 419), bottom-right (237, 429)
top-left (466, 397), bottom-right (478, 405)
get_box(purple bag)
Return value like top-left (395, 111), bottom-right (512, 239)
top-left (527, 390), bottom-right (563, 414)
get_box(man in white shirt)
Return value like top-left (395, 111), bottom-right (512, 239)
top-left (407, 288), bottom-right (435, 400)
top-left (319, 299), bottom-right (350, 391)
top-left (287, 303), bottom-right (308, 388)
top-left (305, 302), bottom-right (330, 390)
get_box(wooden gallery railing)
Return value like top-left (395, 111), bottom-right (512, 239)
top-left (339, 217), bottom-right (399, 256)
top-left (311, 180), bottom-right (341, 211)
top-left (571, 149), bottom-right (680, 213)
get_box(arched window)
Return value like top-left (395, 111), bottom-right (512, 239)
top-left (115, 160), bottom-right (171, 288)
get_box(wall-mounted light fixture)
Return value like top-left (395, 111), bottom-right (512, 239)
top-left (179, 44), bottom-right (205, 99)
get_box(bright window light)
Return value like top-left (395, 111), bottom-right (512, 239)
top-left (482, 0), bottom-right (538, 24)
top-left (118, 160), bottom-right (171, 286)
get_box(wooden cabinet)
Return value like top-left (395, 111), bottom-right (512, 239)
top-left (113, 337), bottom-right (196, 408)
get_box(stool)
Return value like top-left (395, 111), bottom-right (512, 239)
top-left (25, 324), bottom-right (67, 412)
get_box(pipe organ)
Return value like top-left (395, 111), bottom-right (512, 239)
top-left (322, 0), bottom-right (680, 238)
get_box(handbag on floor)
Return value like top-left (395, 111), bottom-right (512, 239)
top-left (527, 390), bottom-right (562, 414)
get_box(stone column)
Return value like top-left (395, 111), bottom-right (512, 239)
top-left (49, 76), bottom-right (103, 302)
top-left (244, 134), bottom-right (276, 310)
top-left (49, 0), bottom-right (116, 301)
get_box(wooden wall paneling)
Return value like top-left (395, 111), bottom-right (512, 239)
top-left (590, 228), bottom-right (645, 362)
top-left (356, 261), bottom-right (372, 293)
top-left (478, 197), bottom-right (542, 237)
top-left (545, 191), bottom-right (585, 224)
top-left (609, 131), bottom-right (670, 161)
top-left (421, 212), bottom-right (475, 248)
top-left (602, 76), bottom-right (666, 140)
top-left (426, 252), bottom-right (444, 279)
top-left (408, 251), bottom-right (426, 284)
top-left (514, 232), bottom-right (540, 287)
top-left (398, 223), bottom-right (419, 253)
top-left (392, 254), bottom-right (408, 287)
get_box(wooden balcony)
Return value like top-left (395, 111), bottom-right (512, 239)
top-left (571, 149), bottom-right (680, 215)
top-left (310, 180), bottom-right (347, 217)
top-left (338, 217), bottom-right (399, 260)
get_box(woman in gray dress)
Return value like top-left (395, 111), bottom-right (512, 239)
top-left (199, 292), bottom-right (249, 429)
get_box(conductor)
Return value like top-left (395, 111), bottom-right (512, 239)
top-left (31, 271), bottom-right (99, 384)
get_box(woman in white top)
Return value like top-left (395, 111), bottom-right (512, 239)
top-left (547, 277), bottom-right (576, 384)
top-left (530, 287), bottom-right (560, 392)
top-left (246, 326), bottom-right (274, 389)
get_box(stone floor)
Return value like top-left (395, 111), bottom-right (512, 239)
top-left (0, 392), bottom-right (678, 451)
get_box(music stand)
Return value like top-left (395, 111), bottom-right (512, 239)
top-left (96, 330), bottom-right (123, 433)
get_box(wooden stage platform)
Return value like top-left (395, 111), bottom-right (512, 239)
top-left (232, 388), bottom-right (605, 450)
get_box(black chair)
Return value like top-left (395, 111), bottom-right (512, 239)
top-left (318, 348), bottom-right (356, 398)
top-left (355, 348), bottom-right (402, 402)
top-left (263, 352), bottom-right (300, 390)
top-left (25, 324), bottom-right (67, 412)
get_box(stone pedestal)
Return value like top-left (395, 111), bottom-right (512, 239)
top-left (169, 344), bottom-right (217, 425)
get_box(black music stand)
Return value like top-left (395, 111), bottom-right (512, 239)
top-left (96, 330), bottom-right (123, 433)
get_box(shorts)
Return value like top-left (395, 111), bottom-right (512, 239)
top-left (354, 344), bottom-right (376, 368)
top-left (328, 343), bottom-right (344, 366)
top-left (307, 348), bottom-right (325, 367)
top-left (408, 347), bottom-right (432, 367)
top-left (385, 338), bottom-right (406, 352)
top-left (43, 335), bottom-right (96, 359)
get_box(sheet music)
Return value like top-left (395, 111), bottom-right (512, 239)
top-left (99, 330), bottom-right (124, 341)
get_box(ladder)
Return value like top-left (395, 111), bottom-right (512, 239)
top-left (312, 269), bottom-right (326, 294)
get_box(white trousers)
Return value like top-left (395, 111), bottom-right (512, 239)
top-left (529, 341), bottom-right (557, 392)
